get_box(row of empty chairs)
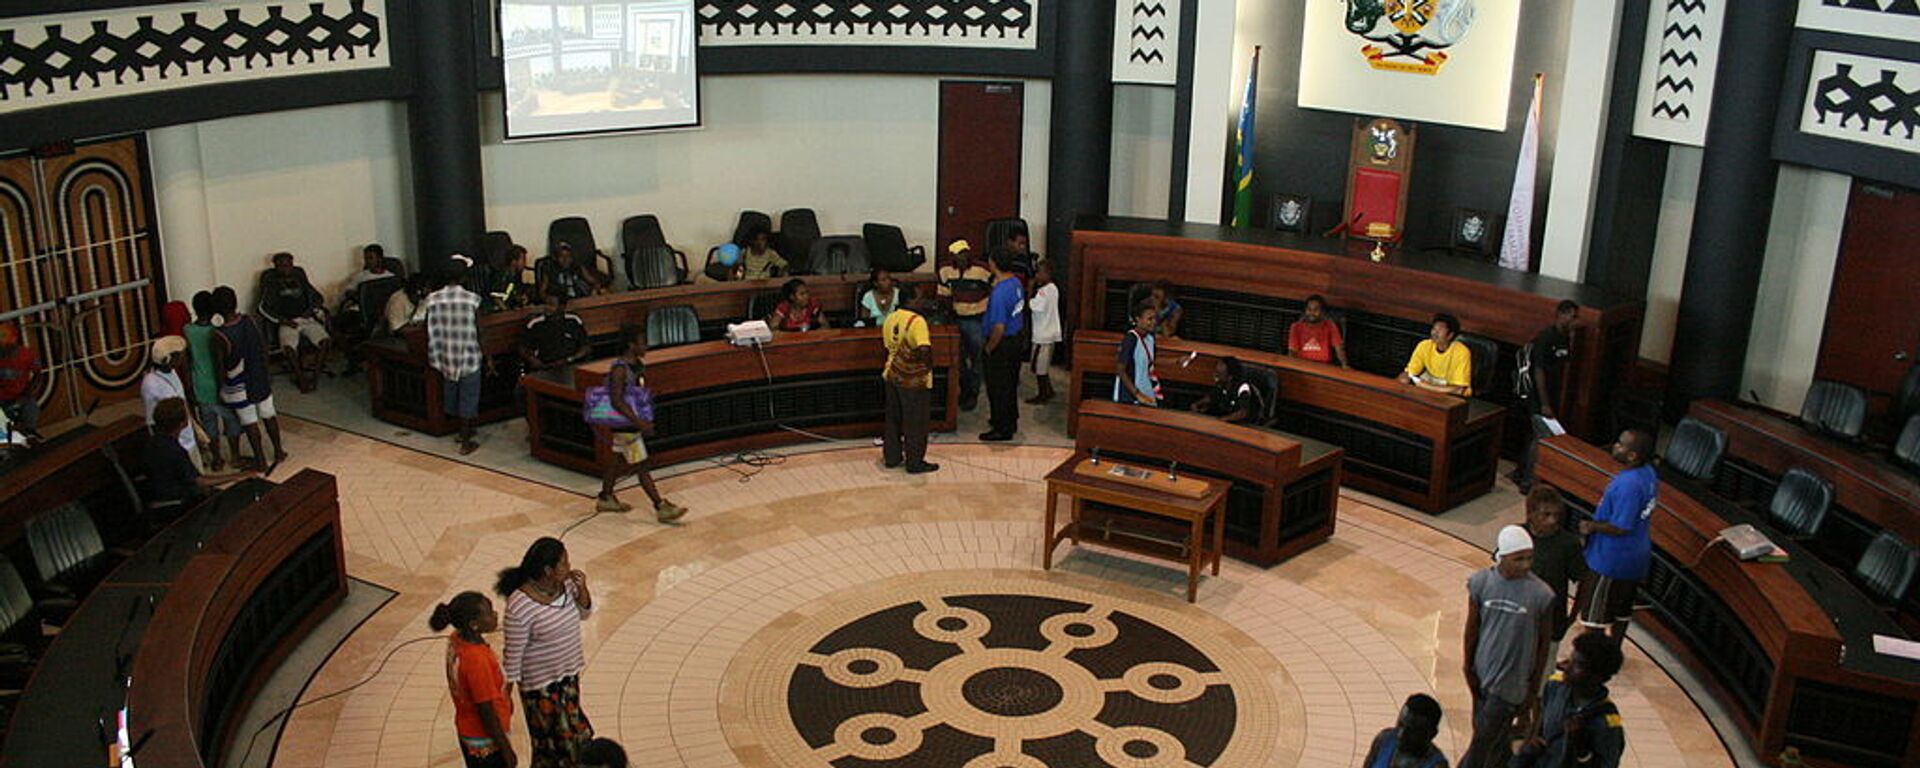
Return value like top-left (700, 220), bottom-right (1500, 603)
top-left (1, 500), bottom-right (121, 718)
top-left (1660, 415), bottom-right (1919, 607)
top-left (1799, 368), bottom-right (1920, 444)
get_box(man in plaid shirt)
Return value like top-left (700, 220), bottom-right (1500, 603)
top-left (426, 254), bottom-right (486, 455)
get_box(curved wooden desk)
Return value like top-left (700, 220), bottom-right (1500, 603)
top-left (525, 327), bottom-right (959, 473)
top-left (0, 415), bottom-right (147, 544)
top-left (367, 273), bottom-right (933, 435)
top-left (1069, 331), bottom-right (1501, 514)
top-left (1068, 217), bottom-right (1644, 443)
top-left (1073, 400), bottom-right (1342, 565)
top-left (1537, 435), bottom-right (1920, 768)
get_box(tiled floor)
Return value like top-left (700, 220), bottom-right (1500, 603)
top-left (257, 417), bottom-right (1734, 768)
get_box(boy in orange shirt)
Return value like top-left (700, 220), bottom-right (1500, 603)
top-left (434, 592), bottom-right (517, 768)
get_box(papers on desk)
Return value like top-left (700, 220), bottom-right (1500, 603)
top-left (1539, 417), bottom-right (1566, 436)
top-left (1873, 634), bottom-right (1920, 662)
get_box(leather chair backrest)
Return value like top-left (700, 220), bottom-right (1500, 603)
top-left (355, 275), bottom-right (406, 333)
top-left (0, 561), bottom-right (33, 638)
top-left (1457, 333), bottom-right (1497, 397)
top-left (1243, 365), bottom-right (1281, 423)
top-left (779, 209), bottom-right (821, 270)
top-left (1896, 364), bottom-right (1920, 427)
top-left (862, 223), bottom-right (925, 272)
top-left (1800, 379), bottom-right (1868, 439)
top-left (984, 217), bottom-right (1029, 253)
top-left (1895, 414), bottom-right (1920, 471)
top-left (809, 236), bottom-right (870, 276)
top-left (748, 291), bottom-right (782, 322)
top-left (621, 215), bottom-right (669, 255)
top-left (1665, 417), bottom-right (1727, 481)
top-left (1855, 531), bottom-right (1920, 605)
top-left (481, 231), bottom-right (515, 271)
top-left (646, 306), bottom-right (700, 348)
top-left (547, 216), bottom-right (597, 259)
top-left (26, 502), bottom-right (104, 585)
top-left (627, 246), bottom-right (682, 290)
top-left (1768, 466), bottom-right (1834, 537)
top-left (732, 210), bottom-right (773, 247)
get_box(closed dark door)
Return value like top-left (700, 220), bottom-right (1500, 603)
top-left (1814, 180), bottom-right (1920, 415)
top-left (937, 81), bottom-right (1023, 255)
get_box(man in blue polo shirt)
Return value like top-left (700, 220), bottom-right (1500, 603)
top-left (1575, 429), bottom-right (1658, 640)
top-left (979, 249), bottom-right (1027, 441)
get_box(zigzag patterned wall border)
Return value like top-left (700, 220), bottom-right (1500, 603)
top-left (696, 0), bottom-right (1037, 49)
top-left (1798, 0), bottom-right (1920, 43)
top-left (1632, 0), bottom-right (1723, 146)
top-left (1799, 49), bottom-right (1920, 155)
top-left (0, 0), bottom-right (388, 115)
top-left (1112, 0), bottom-right (1177, 86)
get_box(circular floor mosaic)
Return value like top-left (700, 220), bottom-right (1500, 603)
top-left (729, 577), bottom-right (1281, 768)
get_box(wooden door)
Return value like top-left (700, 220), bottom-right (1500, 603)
top-left (937, 81), bottom-right (1023, 255)
top-left (1815, 180), bottom-right (1920, 416)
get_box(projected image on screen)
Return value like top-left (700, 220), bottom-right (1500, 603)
top-left (499, 1), bottom-right (700, 139)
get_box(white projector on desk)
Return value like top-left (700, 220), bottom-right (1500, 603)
top-left (726, 320), bottom-right (773, 347)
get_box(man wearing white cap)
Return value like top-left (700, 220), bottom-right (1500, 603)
top-left (1460, 525), bottom-right (1554, 768)
top-left (425, 255), bottom-right (487, 455)
top-left (937, 239), bottom-right (992, 410)
top-left (141, 335), bottom-right (204, 470)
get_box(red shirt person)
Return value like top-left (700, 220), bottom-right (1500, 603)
top-left (1287, 294), bottom-right (1350, 367)
top-left (0, 323), bottom-right (43, 439)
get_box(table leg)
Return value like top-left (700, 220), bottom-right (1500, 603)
top-left (1069, 499), bottom-right (1082, 545)
top-left (1043, 487), bottom-right (1058, 571)
top-left (1211, 501), bottom-right (1225, 576)
top-left (1186, 513), bottom-right (1203, 603)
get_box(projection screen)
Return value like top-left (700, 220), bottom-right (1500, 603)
top-left (498, 0), bottom-right (701, 140)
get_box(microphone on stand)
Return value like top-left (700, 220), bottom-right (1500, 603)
top-left (1167, 461), bottom-right (1179, 481)
top-left (1090, 447), bottom-right (1101, 465)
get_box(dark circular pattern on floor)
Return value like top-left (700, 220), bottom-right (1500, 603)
top-left (784, 592), bottom-right (1240, 766)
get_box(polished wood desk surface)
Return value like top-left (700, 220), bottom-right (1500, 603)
top-left (1043, 452), bottom-right (1229, 603)
top-left (1075, 397), bottom-right (1312, 473)
top-left (0, 416), bottom-right (145, 544)
top-left (543, 326), bottom-right (959, 393)
top-left (1692, 398), bottom-right (1920, 542)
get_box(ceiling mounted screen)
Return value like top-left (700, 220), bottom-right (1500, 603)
top-left (498, 0), bottom-right (701, 140)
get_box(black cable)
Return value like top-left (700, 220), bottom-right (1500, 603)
top-left (235, 634), bottom-right (444, 768)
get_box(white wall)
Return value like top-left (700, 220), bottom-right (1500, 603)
top-left (1110, 85), bottom-right (1175, 218)
top-left (1638, 145), bottom-right (1851, 414)
top-left (149, 101), bottom-right (414, 309)
top-left (1184, 0), bottom-right (1238, 223)
top-left (479, 74), bottom-right (1052, 270)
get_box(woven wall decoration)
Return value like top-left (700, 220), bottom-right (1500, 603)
top-left (1799, 49), bottom-right (1920, 156)
top-left (1796, 0), bottom-right (1920, 44)
top-left (1112, 0), bottom-right (1177, 86)
top-left (1631, 0), bottom-right (1724, 146)
top-left (696, 0), bottom-right (1038, 49)
top-left (0, 0), bottom-right (388, 115)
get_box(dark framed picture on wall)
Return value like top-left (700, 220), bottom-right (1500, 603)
top-left (1269, 193), bottom-right (1313, 234)
top-left (1451, 208), bottom-right (1500, 255)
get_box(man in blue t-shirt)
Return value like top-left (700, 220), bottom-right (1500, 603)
top-left (978, 249), bottom-right (1027, 442)
top-left (1575, 429), bottom-right (1658, 640)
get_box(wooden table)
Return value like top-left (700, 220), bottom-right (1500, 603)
top-left (1042, 454), bottom-right (1230, 603)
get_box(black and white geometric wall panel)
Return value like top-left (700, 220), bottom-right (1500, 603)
top-left (1112, 0), bottom-right (1178, 86)
top-left (1632, 0), bottom-right (1724, 146)
top-left (1799, 50), bottom-right (1920, 156)
top-left (0, 0), bottom-right (388, 115)
top-left (1796, 0), bottom-right (1920, 44)
top-left (697, 0), bottom-right (1038, 49)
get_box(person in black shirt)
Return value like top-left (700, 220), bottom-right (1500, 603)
top-left (1524, 486), bottom-right (1587, 649)
top-left (537, 242), bottom-right (605, 303)
top-left (144, 397), bottom-right (254, 521)
top-left (256, 251), bottom-right (333, 392)
top-left (1190, 356), bottom-right (1263, 424)
top-left (518, 297), bottom-right (592, 372)
top-left (1514, 300), bottom-right (1579, 491)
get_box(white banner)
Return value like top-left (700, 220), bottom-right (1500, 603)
top-left (1296, 0), bottom-right (1522, 132)
top-left (1796, 0), bottom-right (1920, 43)
top-left (1799, 50), bottom-right (1920, 156)
top-left (1631, 0), bottom-right (1725, 147)
top-left (1113, 0), bottom-right (1179, 86)
top-left (0, 0), bottom-right (389, 115)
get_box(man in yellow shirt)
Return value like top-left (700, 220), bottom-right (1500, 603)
top-left (1399, 313), bottom-right (1473, 396)
top-left (882, 292), bottom-right (939, 474)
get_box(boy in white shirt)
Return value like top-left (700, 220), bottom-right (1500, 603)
top-left (1025, 261), bottom-right (1062, 404)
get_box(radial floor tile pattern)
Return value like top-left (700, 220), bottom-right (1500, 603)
top-left (262, 421), bottom-right (1733, 768)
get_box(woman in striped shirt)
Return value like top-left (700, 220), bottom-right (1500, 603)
top-left (495, 537), bottom-right (595, 767)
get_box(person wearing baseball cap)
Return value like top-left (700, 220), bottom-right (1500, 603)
top-left (1461, 525), bottom-right (1555, 768)
top-left (141, 335), bottom-right (206, 467)
top-left (937, 239), bottom-right (992, 410)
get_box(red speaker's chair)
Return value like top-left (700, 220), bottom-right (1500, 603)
top-left (1331, 117), bottom-right (1416, 242)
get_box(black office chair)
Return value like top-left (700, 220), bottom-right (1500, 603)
top-left (353, 275), bottom-right (406, 339)
top-left (732, 210), bottom-right (774, 247)
top-left (25, 502), bottom-right (114, 598)
top-left (984, 217), bottom-right (1029, 252)
top-left (863, 223), bottom-right (926, 272)
top-left (0, 561), bottom-right (38, 689)
top-left (626, 247), bottom-right (688, 290)
top-left (1767, 467), bottom-right (1834, 538)
top-left (646, 306), bottom-right (700, 348)
top-left (1800, 379), bottom-right (1868, 439)
top-left (1243, 365), bottom-right (1281, 424)
top-left (1894, 364), bottom-right (1920, 430)
top-left (547, 217), bottom-right (615, 288)
top-left (1894, 415), bottom-right (1920, 473)
top-left (1664, 417), bottom-right (1728, 482)
top-left (480, 230), bottom-right (516, 272)
top-left (808, 236), bottom-right (870, 276)
top-left (1457, 333), bottom-right (1498, 397)
top-left (1854, 531), bottom-right (1920, 605)
top-left (747, 291), bottom-right (783, 322)
top-left (779, 209), bottom-right (822, 273)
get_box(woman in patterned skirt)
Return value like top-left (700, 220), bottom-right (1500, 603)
top-left (496, 537), bottom-right (594, 766)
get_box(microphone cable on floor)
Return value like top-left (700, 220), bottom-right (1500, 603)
top-left (235, 633), bottom-right (444, 768)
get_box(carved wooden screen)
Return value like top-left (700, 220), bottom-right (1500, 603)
top-left (0, 137), bottom-right (161, 427)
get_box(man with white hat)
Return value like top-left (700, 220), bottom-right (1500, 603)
top-left (141, 335), bottom-right (204, 469)
top-left (937, 239), bottom-right (992, 410)
top-left (1460, 525), bottom-right (1555, 768)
